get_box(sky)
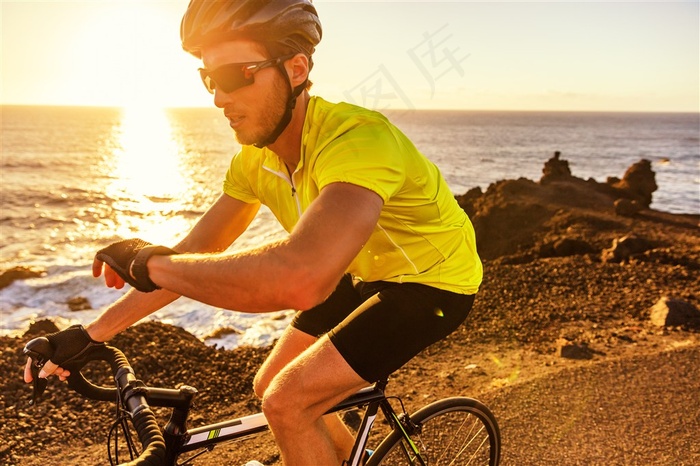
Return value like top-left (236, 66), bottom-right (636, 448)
top-left (1, 0), bottom-right (698, 112)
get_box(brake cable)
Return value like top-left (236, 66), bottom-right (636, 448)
top-left (107, 393), bottom-right (140, 465)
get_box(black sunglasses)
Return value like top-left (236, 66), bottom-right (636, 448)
top-left (198, 54), bottom-right (295, 94)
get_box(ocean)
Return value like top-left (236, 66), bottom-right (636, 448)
top-left (1, 105), bottom-right (698, 348)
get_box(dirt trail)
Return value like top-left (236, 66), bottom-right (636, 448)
top-left (486, 344), bottom-right (700, 465)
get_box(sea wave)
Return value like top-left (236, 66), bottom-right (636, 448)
top-left (0, 264), bottom-right (293, 349)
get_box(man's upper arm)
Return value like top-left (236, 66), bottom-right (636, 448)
top-left (284, 182), bottom-right (383, 297)
top-left (177, 193), bottom-right (260, 253)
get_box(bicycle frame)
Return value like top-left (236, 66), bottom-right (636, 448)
top-left (138, 379), bottom-right (424, 466)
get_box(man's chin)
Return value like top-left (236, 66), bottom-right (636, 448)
top-left (234, 129), bottom-right (272, 148)
top-left (233, 130), bottom-right (254, 146)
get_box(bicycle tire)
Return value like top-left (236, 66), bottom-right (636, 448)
top-left (369, 397), bottom-right (500, 466)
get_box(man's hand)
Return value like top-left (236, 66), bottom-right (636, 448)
top-left (92, 239), bottom-right (177, 292)
top-left (23, 324), bottom-right (103, 382)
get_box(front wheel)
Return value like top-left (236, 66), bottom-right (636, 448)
top-left (369, 397), bottom-right (500, 466)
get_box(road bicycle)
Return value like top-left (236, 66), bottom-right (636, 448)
top-left (24, 336), bottom-right (501, 465)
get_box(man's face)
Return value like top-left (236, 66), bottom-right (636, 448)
top-left (200, 39), bottom-right (289, 146)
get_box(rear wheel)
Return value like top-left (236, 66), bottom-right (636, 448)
top-left (369, 397), bottom-right (500, 465)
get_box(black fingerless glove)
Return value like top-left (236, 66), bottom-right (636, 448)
top-left (95, 238), bottom-right (177, 292)
top-left (45, 324), bottom-right (104, 366)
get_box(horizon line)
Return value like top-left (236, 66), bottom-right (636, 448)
top-left (2, 103), bottom-right (698, 115)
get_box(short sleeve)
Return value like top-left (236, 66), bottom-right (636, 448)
top-left (223, 149), bottom-right (261, 204)
top-left (313, 121), bottom-right (405, 202)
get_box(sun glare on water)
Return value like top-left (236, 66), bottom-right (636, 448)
top-left (107, 105), bottom-right (191, 244)
top-left (115, 105), bottom-right (182, 197)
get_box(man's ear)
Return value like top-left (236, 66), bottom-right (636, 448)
top-left (287, 54), bottom-right (310, 88)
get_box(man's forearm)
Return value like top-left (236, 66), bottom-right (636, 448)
top-left (86, 287), bottom-right (180, 341)
top-left (146, 242), bottom-right (329, 314)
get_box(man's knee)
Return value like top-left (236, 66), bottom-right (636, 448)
top-left (261, 382), bottom-right (300, 431)
top-left (252, 369), bottom-right (270, 399)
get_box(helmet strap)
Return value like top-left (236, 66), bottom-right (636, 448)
top-left (253, 64), bottom-right (307, 149)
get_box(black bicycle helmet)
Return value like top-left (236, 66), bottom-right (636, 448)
top-left (181, 0), bottom-right (322, 60)
top-left (181, 1), bottom-right (322, 147)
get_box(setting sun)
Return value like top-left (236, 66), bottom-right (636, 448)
top-left (2, 1), bottom-right (208, 109)
top-left (111, 105), bottom-right (183, 200)
top-left (71, 3), bottom-right (210, 109)
top-left (106, 104), bottom-right (197, 245)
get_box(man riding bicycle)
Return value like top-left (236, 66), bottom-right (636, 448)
top-left (24, 1), bottom-right (482, 465)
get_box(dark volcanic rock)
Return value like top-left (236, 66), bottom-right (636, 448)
top-left (461, 155), bottom-right (678, 262)
top-left (614, 198), bottom-right (643, 217)
top-left (609, 159), bottom-right (658, 207)
top-left (539, 237), bottom-right (596, 258)
top-left (23, 319), bottom-right (60, 337)
top-left (602, 235), bottom-right (655, 263)
top-left (0, 266), bottom-right (46, 289)
top-left (67, 297), bottom-right (92, 312)
top-left (540, 151), bottom-right (572, 184)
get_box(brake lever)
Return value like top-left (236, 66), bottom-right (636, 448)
top-left (23, 337), bottom-right (52, 406)
top-left (29, 365), bottom-right (48, 405)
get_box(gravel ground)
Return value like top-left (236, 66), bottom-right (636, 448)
top-left (487, 344), bottom-right (700, 465)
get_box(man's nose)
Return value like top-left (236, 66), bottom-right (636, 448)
top-left (213, 88), bottom-right (234, 108)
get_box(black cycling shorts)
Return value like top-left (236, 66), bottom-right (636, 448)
top-left (291, 274), bottom-right (475, 383)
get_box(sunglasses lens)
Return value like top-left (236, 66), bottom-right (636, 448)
top-left (200, 65), bottom-right (254, 94)
top-left (199, 73), bottom-right (214, 94)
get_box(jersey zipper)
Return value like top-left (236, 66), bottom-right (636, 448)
top-left (262, 165), bottom-right (303, 219)
top-left (289, 171), bottom-right (302, 218)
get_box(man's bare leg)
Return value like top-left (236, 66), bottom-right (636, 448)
top-left (325, 414), bottom-right (357, 462)
top-left (254, 327), bottom-right (358, 463)
top-left (253, 326), bottom-right (316, 399)
top-left (261, 335), bottom-right (368, 466)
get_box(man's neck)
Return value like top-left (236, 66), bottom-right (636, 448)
top-left (267, 92), bottom-right (311, 173)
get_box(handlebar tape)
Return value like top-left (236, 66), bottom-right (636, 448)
top-left (120, 407), bottom-right (167, 466)
top-left (25, 338), bottom-right (167, 465)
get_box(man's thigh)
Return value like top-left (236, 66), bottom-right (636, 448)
top-left (255, 275), bottom-right (362, 397)
top-left (254, 326), bottom-right (318, 397)
top-left (256, 275), bottom-right (363, 396)
top-left (263, 336), bottom-right (369, 420)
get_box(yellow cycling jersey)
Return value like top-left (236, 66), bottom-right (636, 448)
top-left (223, 97), bottom-right (482, 294)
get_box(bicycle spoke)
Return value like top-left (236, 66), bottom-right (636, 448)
top-left (419, 413), bottom-right (489, 465)
top-left (372, 398), bottom-right (500, 466)
top-left (433, 413), bottom-right (485, 465)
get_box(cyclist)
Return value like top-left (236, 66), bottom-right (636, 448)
top-left (24, 1), bottom-right (483, 464)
